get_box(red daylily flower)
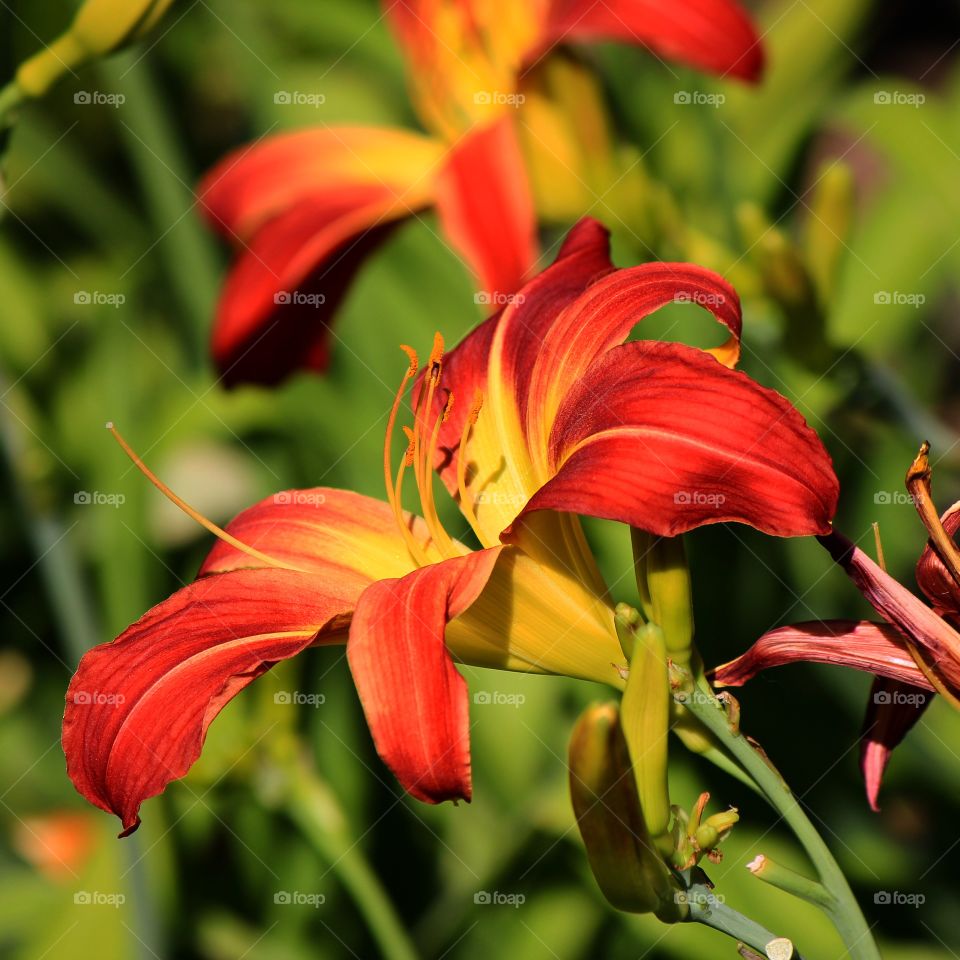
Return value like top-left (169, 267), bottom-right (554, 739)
top-left (714, 445), bottom-right (960, 810)
top-left (63, 219), bottom-right (836, 836)
top-left (198, 0), bottom-right (765, 386)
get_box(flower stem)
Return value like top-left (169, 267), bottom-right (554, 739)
top-left (677, 676), bottom-right (881, 959)
top-left (680, 878), bottom-right (803, 958)
top-left (278, 747), bottom-right (419, 960)
top-left (0, 82), bottom-right (24, 129)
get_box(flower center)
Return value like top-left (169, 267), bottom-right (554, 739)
top-left (383, 333), bottom-right (486, 566)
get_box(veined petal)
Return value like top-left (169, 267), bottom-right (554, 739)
top-left (522, 257), bottom-right (742, 471)
top-left (459, 218), bottom-right (614, 540)
top-left (199, 127), bottom-right (443, 386)
top-left (199, 127), bottom-right (443, 242)
top-left (200, 488), bottom-right (427, 582)
top-left (448, 546), bottom-right (621, 684)
top-left (915, 501), bottom-right (960, 613)
top-left (711, 621), bottom-right (934, 690)
top-left (434, 116), bottom-right (538, 301)
top-left (861, 678), bottom-right (931, 812)
top-left (211, 195), bottom-right (411, 386)
top-left (63, 569), bottom-right (350, 836)
top-left (507, 341), bottom-right (838, 540)
top-left (819, 530), bottom-right (960, 693)
top-left (347, 548), bottom-right (502, 803)
top-left (541, 0), bottom-right (764, 83)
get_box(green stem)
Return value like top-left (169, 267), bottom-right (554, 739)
top-left (0, 82), bottom-right (24, 129)
top-left (281, 749), bottom-right (419, 960)
top-left (681, 879), bottom-right (803, 959)
top-left (679, 678), bottom-right (880, 960)
top-left (97, 53), bottom-right (221, 370)
top-left (0, 372), bottom-right (164, 960)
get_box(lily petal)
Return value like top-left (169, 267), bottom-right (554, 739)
top-left (347, 548), bottom-right (502, 803)
top-left (915, 501), bottom-right (960, 613)
top-left (711, 621), bottom-right (934, 690)
top-left (199, 127), bottom-right (443, 244)
top-left (200, 487), bottom-right (427, 581)
top-left (508, 340), bottom-right (838, 539)
top-left (63, 569), bottom-right (352, 836)
top-left (861, 677), bottom-right (931, 812)
top-left (450, 217), bottom-right (615, 540)
top-left (434, 117), bottom-right (538, 301)
top-left (541, 0), bottom-right (765, 83)
top-left (199, 128), bottom-right (443, 386)
top-left (522, 252), bottom-right (742, 469)
top-left (819, 530), bottom-right (960, 692)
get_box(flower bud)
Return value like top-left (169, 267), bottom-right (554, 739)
top-left (621, 622), bottom-right (672, 852)
top-left (16, 0), bottom-right (176, 99)
top-left (568, 702), bottom-right (685, 919)
top-left (804, 161), bottom-right (854, 304)
top-left (631, 529), bottom-right (695, 668)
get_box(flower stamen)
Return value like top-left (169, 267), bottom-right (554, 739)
top-left (106, 422), bottom-right (304, 572)
top-left (456, 389), bottom-right (487, 545)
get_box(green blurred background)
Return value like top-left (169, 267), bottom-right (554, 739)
top-left (2, 0), bottom-right (960, 956)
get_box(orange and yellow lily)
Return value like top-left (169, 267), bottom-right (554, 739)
top-left (198, 0), bottom-right (765, 385)
top-left (63, 219), bottom-right (835, 835)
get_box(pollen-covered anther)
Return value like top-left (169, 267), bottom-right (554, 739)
top-left (400, 344), bottom-right (419, 376)
top-left (402, 426), bottom-right (416, 466)
top-left (442, 392), bottom-right (455, 423)
top-left (468, 388), bottom-right (484, 425)
top-left (428, 332), bottom-right (445, 383)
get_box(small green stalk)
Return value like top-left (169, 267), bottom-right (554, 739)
top-left (679, 876), bottom-right (802, 959)
top-left (675, 672), bottom-right (881, 960)
top-left (747, 854), bottom-right (834, 911)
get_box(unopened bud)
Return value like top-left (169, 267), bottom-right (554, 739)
top-left (631, 529), bottom-right (695, 668)
top-left (621, 623), bottom-right (672, 852)
top-left (16, 0), bottom-right (177, 99)
top-left (568, 702), bottom-right (683, 919)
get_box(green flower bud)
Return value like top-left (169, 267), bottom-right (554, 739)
top-left (621, 622), bottom-right (672, 853)
top-left (631, 528), bottom-right (695, 668)
top-left (16, 0), bottom-right (177, 99)
top-left (568, 702), bottom-right (685, 920)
